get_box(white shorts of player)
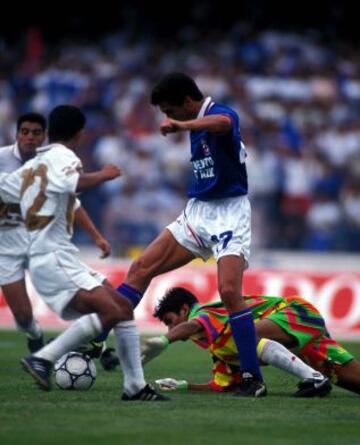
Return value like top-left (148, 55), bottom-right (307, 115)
top-left (0, 226), bottom-right (30, 286)
top-left (29, 250), bottom-right (106, 320)
top-left (167, 195), bottom-right (251, 266)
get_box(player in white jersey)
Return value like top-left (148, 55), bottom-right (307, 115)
top-left (0, 113), bottom-right (47, 352)
top-left (0, 113), bottom-right (112, 355)
top-left (0, 105), bottom-right (167, 401)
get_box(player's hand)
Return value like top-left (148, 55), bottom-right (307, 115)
top-left (101, 164), bottom-right (122, 181)
top-left (155, 378), bottom-right (188, 391)
top-left (141, 335), bottom-right (169, 365)
top-left (95, 235), bottom-right (111, 258)
top-left (160, 118), bottom-right (184, 135)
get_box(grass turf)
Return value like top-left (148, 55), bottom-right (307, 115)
top-left (0, 331), bottom-right (359, 445)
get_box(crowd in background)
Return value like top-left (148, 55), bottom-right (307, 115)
top-left (1, 24), bottom-right (359, 254)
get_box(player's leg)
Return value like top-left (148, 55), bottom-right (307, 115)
top-left (70, 285), bottom-right (148, 396)
top-left (217, 254), bottom-right (265, 397)
top-left (2, 279), bottom-right (44, 351)
top-left (21, 285), bottom-right (119, 390)
top-left (334, 359), bottom-right (360, 395)
top-left (109, 230), bottom-right (193, 399)
top-left (86, 286), bottom-right (168, 401)
top-left (115, 229), bottom-right (195, 307)
top-left (256, 319), bottom-right (331, 396)
top-left (126, 228), bottom-right (195, 290)
top-left (93, 229), bottom-right (194, 346)
top-left (256, 318), bottom-right (298, 347)
top-left (114, 197), bottom-right (212, 311)
top-left (30, 247), bottom-right (166, 399)
top-left (76, 243), bottom-right (189, 394)
top-left (83, 279), bottom-right (119, 369)
top-left (23, 286), bottom-right (135, 388)
top-left (261, 300), bottom-right (334, 396)
top-left (20, 252), bottom-right (121, 390)
top-left (301, 336), bottom-right (360, 395)
top-left (37, 282), bottom-right (166, 400)
top-left (78, 285), bottom-right (149, 397)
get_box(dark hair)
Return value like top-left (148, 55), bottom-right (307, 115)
top-left (48, 105), bottom-right (86, 142)
top-left (17, 113), bottom-right (46, 132)
top-left (153, 287), bottom-right (198, 319)
top-left (150, 72), bottom-right (203, 106)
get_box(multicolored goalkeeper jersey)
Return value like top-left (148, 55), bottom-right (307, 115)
top-left (188, 295), bottom-right (353, 391)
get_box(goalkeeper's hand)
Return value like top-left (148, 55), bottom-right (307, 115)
top-left (141, 335), bottom-right (169, 365)
top-left (155, 378), bottom-right (188, 391)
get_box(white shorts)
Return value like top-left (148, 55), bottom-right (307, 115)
top-left (29, 250), bottom-right (106, 320)
top-left (0, 227), bottom-right (29, 286)
top-left (167, 195), bottom-right (251, 265)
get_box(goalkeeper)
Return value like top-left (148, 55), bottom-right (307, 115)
top-left (142, 287), bottom-right (360, 396)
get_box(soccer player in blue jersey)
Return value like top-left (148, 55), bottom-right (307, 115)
top-left (112, 72), bottom-right (265, 397)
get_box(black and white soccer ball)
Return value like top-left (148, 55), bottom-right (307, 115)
top-left (54, 351), bottom-right (96, 390)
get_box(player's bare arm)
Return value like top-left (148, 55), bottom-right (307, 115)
top-left (74, 207), bottom-right (111, 258)
top-left (160, 115), bottom-right (232, 135)
top-left (77, 164), bottom-right (121, 190)
top-left (166, 320), bottom-right (204, 343)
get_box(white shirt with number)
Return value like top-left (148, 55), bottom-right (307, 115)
top-left (0, 143), bottom-right (106, 319)
top-left (0, 143), bottom-right (82, 256)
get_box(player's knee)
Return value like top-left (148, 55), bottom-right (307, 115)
top-left (218, 284), bottom-right (238, 305)
top-left (103, 296), bottom-right (133, 327)
top-left (114, 295), bottom-right (134, 320)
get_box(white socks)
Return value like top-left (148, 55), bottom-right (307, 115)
top-left (16, 318), bottom-right (43, 340)
top-left (113, 320), bottom-right (146, 396)
top-left (34, 314), bottom-right (102, 363)
top-left (258, 338), bottom-right (324, 380)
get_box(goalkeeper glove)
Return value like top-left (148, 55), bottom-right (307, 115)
top-left (141, 335), bottom-right (169, 365)
top-left (155, 378), bottom-right (188, 391)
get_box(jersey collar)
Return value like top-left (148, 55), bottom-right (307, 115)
top-left (197, 96), bottom-right (214, 118)
top-left (12, 142), bottom-right (22, 160)
top-left (36, 143), bottom-right (58, 153)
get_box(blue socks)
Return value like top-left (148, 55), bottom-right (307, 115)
top-left (229, 308), bottom-right (263, 381)
top-left (93, 283), bottom-right (144, 343)
top-left (116, 283), bottom-right (143, 308)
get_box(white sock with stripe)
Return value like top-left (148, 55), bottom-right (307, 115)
top-left (113, 320), bottom-right (146, 396)
top-left (258, 338), bottom-right (324, 380)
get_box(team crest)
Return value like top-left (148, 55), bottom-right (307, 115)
top-left (201, 139), bottom-right (211, 156)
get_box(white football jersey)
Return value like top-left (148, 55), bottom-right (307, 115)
top-left (0, 143), bottom-right (82, 256)
top-left (0, 143), bottom-right (22, 172)
top-left (0, 143), bottom-right (31, 264)
top-left (0, 143), bottom-right (24, 229)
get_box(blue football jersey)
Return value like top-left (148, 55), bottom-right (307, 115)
top-left (187, 99), bottom-right (248, 201)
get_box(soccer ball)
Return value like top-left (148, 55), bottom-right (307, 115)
top-left (54, 352), bottom-right (96, 390)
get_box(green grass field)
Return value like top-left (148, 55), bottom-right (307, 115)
top-left (0, 331), bottom-right (359, 445)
